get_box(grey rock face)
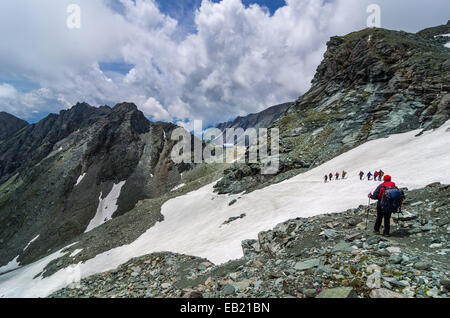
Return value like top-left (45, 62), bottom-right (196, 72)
top-left (0, 102), bottom-right (190, 267)
top-left (215, 25), bottom-right (450, 195)
top-left (0, 112), bottom-right (28, 143)
top-left (216, 102), bottom-right (292, 142)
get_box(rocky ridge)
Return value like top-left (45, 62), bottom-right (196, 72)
top-left (0, 102), bottom-right (193, 268)
top-left (214, 24), bottom-right (450, 194)
top-left (216, 102), bottom-right (292, 143)
top-left (0, 112), bottom-right (28, 144)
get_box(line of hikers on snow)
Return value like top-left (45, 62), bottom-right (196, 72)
top-left (360, 169), bottom-right (385, 181)
top-left (324, 171), bottom-right (348, 182)
top-left (324, 170), bottom-right (386, 182)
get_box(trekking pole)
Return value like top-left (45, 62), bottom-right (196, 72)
top-left (366, 198), bottom-right (370, 232)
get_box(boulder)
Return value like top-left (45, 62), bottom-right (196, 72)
top-left (386, 247), bottom-right (401, 254)
top-left (366, 235), bottom-right (382, 245)
top-left (332, 241), bottom-right (353, 253)
top-left (320, 229), bottom-right (337, 239)
top-left (232, 280), bottom-right (251, 292)
top-left (413, 262), bottom-right (432, 271)
top-left (388, 254), bottom-right (403, 264)
top-left (304, 289), bottom-right (318, 298)
top-left (370, 288), bottom-right (409, 298)
top-left (439, 279), bottom-right (450, 291)
top-left (183, 290), bottom-right (204, 298)
top-left (222, 284), bottom-right (236, 296)
top-left (316, 287), bottom-right (357, 298)
top-left (294, 258), bottom-right (320, 271)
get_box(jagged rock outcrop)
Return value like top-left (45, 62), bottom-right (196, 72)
top-left (0, 112), bottom-right (28, 144)
top-left (0, 102), bottom-right (190, 267)
top-left (216, 102), bottom-right (292, 142)
top-left (215, 24), bottom-right (450, 194)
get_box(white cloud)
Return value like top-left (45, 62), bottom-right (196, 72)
top-left (0, 0), bottom-right (448, 126)
top-left (0, 83), bottom-right (18, 99)
top-left (141, 97), bottom-right (171, 121)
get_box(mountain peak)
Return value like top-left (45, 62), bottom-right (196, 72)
top-left (0, 112), bottom-right (29, 142)
top-left (112, 102), bottom-right (139, 113)
top-left (312, 26), bottom-right (448, 89)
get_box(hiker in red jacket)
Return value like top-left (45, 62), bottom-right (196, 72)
top-left (374, 171), bottom-right (379, 181)
top-left (329, 173), bottom-right (333, 181)
top-left (335, 172), bottom-right (340, 180)
top-left (368, 175), bottom-right (405, 237)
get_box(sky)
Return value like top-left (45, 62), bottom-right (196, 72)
top-left (0, 0), bottom-right (448, 126)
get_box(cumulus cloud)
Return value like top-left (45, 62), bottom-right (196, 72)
top-left (0, 84), bottom-right (18, 100)
top-left (0, 0), bottom-right (448, 125)
top-left (0, 83), bottom-right (71, 118)
top-left (141, 97), bottom-right (171, 121)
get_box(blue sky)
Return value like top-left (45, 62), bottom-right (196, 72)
top-left (0, 0), bottom-right (449, 126)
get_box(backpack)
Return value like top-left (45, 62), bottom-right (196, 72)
top-left (380, 186), bottom-right (404, 213)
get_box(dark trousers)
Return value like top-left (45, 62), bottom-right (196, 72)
top-left (374, 206), bottom-right (392, 235)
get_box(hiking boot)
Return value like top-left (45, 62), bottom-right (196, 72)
top-left (374, 231), bottom-right (380, 235)
top-left (383, 234), bottom-right (390, 238)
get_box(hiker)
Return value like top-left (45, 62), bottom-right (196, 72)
top-left (342, 171), bottom-right (347, 179)
top-left (367, 171), bottom-right (372, 180)
top-left (359, 171), bottom-right (364, 180)
top-left (324, 175), bottom-right (328, 183)
top-left (368, 175), bottom-right (405, 237)
top-left (329, 173), bottom-right (333, 181)
top-left (379, 170), bottom-right (384, 181)
top-left (374, 170), bottom-right (379, 181)
top-left (335, 172), bottom-right (340, 180)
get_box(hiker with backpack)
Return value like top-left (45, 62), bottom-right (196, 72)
top-left (374, 171), bottom-right (379, 181)
top-left (342, 171), bottom-right (347, 179)
top-left (368, 175), bottom-right (405, 237)
top-left (359, 171), bottom-right (364, 180)
top-left (367, 171), bottom-right (372, 180)
top-left (329, 173), bottom-right (333, 181)
top-left (335, 172), bottom-right (340, 180)
top-left (379, 170), bottom-right (384, 181)
top-left (324, 175), bottom-right (328, 183)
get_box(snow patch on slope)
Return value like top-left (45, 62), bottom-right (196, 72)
top-left (0, 257), bottom-right (20, 275)
top-left (75, 173), bottom-right (86, 187)
top-left (1, 121), bottom-right (450, 297)
top-left (171, 184), bottom-right (186, 192)
top-left (84, 181), bottom-right (126, 233)
top-left (70, 249), bottom-right (83, 257)
top-left (0, 243), bottom-right (77, 297)
top-left (23, 235), bottom-right (40, 251)
top-left (433, 34), bottom-right (450, 48)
